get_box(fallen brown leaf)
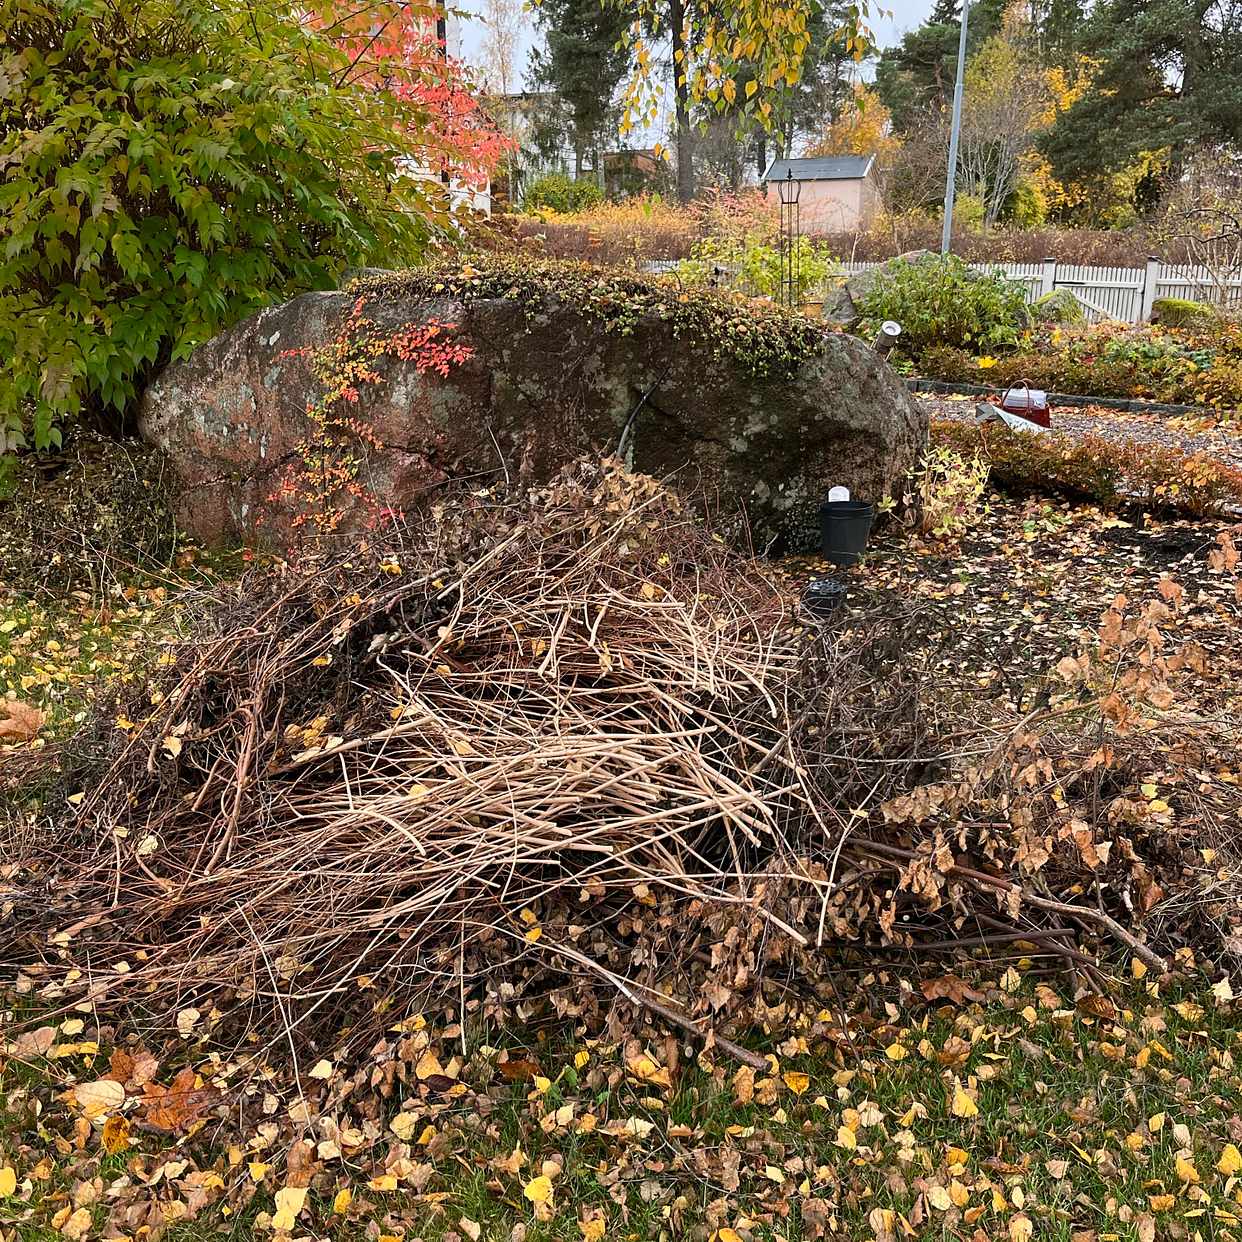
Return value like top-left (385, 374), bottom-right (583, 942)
top-left (0, 699), bottom-right (43, 742)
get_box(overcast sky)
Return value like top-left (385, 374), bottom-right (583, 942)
top-left (455, 0), bottom-right (939, 90)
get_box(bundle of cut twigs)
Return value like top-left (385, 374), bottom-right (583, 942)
top-left (13, 462), bottom-right (877, 1049)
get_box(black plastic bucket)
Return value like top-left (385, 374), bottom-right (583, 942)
top-left (819, 500), bottom-right (874, 567)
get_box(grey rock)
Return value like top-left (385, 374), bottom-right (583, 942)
top-left (139, 277), bottom-right (927, 551)
top-left (822, 250), bottom-right (932, 328)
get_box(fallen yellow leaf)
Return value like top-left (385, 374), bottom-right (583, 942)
top-left (414, 1050), bottom-right (443, 1081)
top-left (101, 1114), bottom-right (130, 1155)
top-left (951, 1082), bottom-right (979, 1118)
top-left (579, 1216), bottom-right (606, 1242)
top-left (523, 1174), bottom-right (554, 1205)
top-left (1219, 1144), bottom-right (1242, 1176)
top-left (627, 1052), bottom-right (672, 1089)
top-left (782, 1071), bottom-right (810, 1096)
top-left (1176, 1155), bottom-right (1201, 1184)
top-left (271, 1185), bottom-right (307, 1232)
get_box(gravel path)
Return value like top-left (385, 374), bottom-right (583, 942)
top-left (921, 393), bottom-right (1242, 471)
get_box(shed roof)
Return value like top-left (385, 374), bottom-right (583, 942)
top-left (761, 154), bottom-right (875, 182)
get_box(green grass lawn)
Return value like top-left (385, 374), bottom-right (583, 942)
top-left (3, 973), bottom-right (1241, 1242)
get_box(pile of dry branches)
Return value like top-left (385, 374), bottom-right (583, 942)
top-left (6, 460), bottom-right (1235, 1060)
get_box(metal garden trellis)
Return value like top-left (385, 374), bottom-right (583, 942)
top-left (778, 169), bottom-right (801, 309)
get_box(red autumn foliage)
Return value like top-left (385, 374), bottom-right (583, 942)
top-left (306, 1), bottom-right (511, 190)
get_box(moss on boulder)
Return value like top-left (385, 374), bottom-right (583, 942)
top-left (1150, 297), bottom-right (1215, 328)
top-left (1032, 288), bottom-right (1086, 325)
top-left (139, 258), bottom-right (927, 551)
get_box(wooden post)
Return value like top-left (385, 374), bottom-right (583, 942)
top-left (1140, 255), bottom-right (1160, 321)
top-left (1040, 256), bottom-right (1057, 299)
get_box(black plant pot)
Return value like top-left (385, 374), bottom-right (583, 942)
top-left (819, 500), bottom-right (874, 567)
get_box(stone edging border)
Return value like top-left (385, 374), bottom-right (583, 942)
top-left (905, 377), bottom-right (1208, 418)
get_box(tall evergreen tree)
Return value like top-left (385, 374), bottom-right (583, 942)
top-left (1033, 0), bottom-right (1086, 67)
top-left (1041, 0), bottom-right (1242, 182)
top-left (528, 0), bottom-right (632, 177)
top-left (873, 0), bottom-right (1006, 134)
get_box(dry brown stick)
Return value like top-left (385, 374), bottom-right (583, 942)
top-left (856, 840), bottom-right (1167, 973)
top-left (207, 700), bottom-right (259, 874)
top-left (542, 937), bottom-right (767, 1070)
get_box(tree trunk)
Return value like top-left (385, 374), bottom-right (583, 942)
top-left (670, 0), bottom-right (695, 204)
top-left (1169, 0), bottom-right (1213, 182)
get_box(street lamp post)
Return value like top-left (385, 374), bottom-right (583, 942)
top-left (940, 0), bottom-right (970, 255)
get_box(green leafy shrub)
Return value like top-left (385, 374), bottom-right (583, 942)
top-left (932, 418), bottom-right (1242, 516)
top-left (856, 254), bottom-right (1030, 355)
top-left (523, 174), bottom-right (605, 214)
top-left (908, 444), bottom-right (991, 541)
top-left (676, 234), bottom-right (839, 304)
top-left (0, 0), bottom-right (442, 457)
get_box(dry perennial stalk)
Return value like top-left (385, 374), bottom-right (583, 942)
top-left (7, 460), bottom-right (1224, 1063)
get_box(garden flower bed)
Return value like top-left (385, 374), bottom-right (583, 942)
top-left (916, 321), bottom-right (1242, 415)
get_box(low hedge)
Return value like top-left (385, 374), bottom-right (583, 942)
top-left (918, 320), bottom-right (1242, 414)
top-left (931, 417), bottom-right (1242, 517)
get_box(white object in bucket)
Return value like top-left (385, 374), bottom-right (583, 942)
top-left (828, 485), bottom-right (851, 502)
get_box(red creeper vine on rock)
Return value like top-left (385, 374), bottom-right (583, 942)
top-left (269, 297), bottom-right (474, 537)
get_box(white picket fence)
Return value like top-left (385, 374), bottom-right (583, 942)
top-left (838, 259), bottom-right (1242, 324)
top-left (645, 255), bottom-right (1242, 321)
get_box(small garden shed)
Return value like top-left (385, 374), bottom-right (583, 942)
top-left (761, 154), bottom-right (878, 232)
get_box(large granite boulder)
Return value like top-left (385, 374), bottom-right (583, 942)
top-left (139, 262), bottom-right (926, 550)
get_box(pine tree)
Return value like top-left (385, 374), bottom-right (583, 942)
top-left (873, 0), bottom-right (1007, 134)
top-left (1036, 0), bottom-right (1086, 66)
top-left (528, 0), bottom-right (632, 178)
top-left (1041, 0), bottom-right (1242, 182)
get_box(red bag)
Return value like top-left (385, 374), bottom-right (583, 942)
top-left (1000, 380), bottom-right (1051, 428)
